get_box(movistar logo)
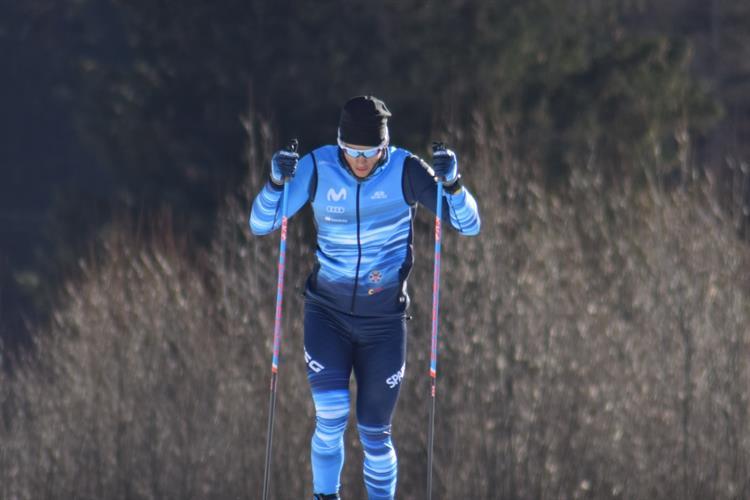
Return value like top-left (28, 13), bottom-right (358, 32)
top-left (327, 188), bottom-right (347, 202)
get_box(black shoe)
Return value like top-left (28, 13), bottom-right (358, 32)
top-left (313, 494), bottom-right (340, 500)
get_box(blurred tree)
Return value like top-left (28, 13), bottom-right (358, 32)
top-left (0, 0), bottom-right (727, 347)
top-left (63, 0), bottom-right (720, 205)
top-left (629, 0), bottom-right (750, 234)
top-left (0, 0), bottom-right (113, 348)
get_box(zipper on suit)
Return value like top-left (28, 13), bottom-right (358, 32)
top-left (350, 182), bottom-right (362, 313)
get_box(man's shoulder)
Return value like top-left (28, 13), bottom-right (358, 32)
top-left (310, 144), bottom-right (338, 159)
top-left (401, 151), bottom-right (432, 177)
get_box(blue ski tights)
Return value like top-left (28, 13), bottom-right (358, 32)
top-left (304, 300), bottom-right (406, 499)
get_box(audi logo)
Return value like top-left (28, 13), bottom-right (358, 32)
top-left (326, 206), bottom-right (345, 214)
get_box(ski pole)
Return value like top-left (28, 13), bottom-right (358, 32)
top-left (427, 141), bottom-right (445, 500)
top-left (262, 138), bottom-right (298, 500)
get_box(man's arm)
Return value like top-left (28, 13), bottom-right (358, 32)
top-left (402, 155), bottom-right (481, 236)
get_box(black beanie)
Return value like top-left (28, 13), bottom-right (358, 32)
top-left (338, 96), bottom-right (391, 146)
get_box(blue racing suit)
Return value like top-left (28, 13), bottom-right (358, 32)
top-left (250, 145), bottom-right (480, 498)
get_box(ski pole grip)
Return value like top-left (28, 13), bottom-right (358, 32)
top-left (431, 141), bottom-right (447, 154)
top-left (431, 141), bottom-right (448, 182)
top-left (286, 138), bottom-right (299, 154)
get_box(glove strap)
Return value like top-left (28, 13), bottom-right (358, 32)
top-left (268, 174), bottom-right (285, 189)
top-left (443, 174), bottom-right (462, 194)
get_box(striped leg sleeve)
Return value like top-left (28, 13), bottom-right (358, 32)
top-left (358, 424), bottom-right (397, 500)
top-left (311, 389), bottom-right (350, 495)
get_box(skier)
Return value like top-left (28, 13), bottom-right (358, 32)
top-left (250, 95), bottom-right (480, 499)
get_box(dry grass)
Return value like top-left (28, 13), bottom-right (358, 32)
top-left (1, 114), bottom-right (749, 499)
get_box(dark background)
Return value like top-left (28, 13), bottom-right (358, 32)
top-left (1, 0), bottom-right (748, 348)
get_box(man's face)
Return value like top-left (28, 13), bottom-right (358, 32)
top-left (341, 143), bottom-right (385, 178)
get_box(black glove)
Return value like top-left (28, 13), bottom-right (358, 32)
top-left (270, 139), bottom-right (299, 185)
top-left (431, 142), bottom-right (459, 185)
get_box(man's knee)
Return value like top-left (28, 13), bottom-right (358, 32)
top-left (312, 388), bottom-right (351, 449)
top-left (357, 423), bottom-right (393, 448)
